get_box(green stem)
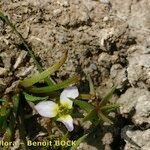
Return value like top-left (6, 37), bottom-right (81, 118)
top-left (28, 75), bottom-right (80, 93)
top-left (0, 11), bottom-right (54, 86)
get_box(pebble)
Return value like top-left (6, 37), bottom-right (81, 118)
top-left (57, 0), bottom-right (69, 7)
top-left (0, 52), bottom-right (11, 70)
top-left (53, 9), bottom-right (62, 17)
top-left (13, 51), bottom-right (28, 70)
top-left (0, 67), bottom-right (7, 76)
top-left (16, 65), bottom-right (34, 77)
top-left (5, 80), bottom-right (20, 94)
top-left (100, 0), bottom-right (110, 4)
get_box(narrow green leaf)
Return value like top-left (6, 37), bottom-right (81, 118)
top-left (61, 132), bottom-right (68, 141)
top-left (83, 109), bottom-right (99, 124)
top-left (78, 94), bottom-right (93, 100)
top-left (0, 109), bottom-right (10, 129)
top-left (98, 111), bottom-right (113, 124)
top-left (0, 108), bottom-right (7, 116)
top-left (61, 133), bottom-right (69, 150)
top-left (87, 74), bottom-right (95, 96)
top-left (70, 134), bottom-right (88, 150)
top-left (3, 109), bottom-right (16, 142)
top-left (28, 75), bottom-right (80, 93)
top-left (23, 92), bottom-right (48, 102)
top-left (12, 94), bottom-right (20, 115)
top-left (70, 98), bottom-right (93, 113)
top-left (0, 99), bottom-right (5, 102)
top-left (99, 86), bottom-right (116, 107)
top-left (0, 116), bottom-right (5, 128)
top-left (0, 11), bottom-right (55, 86)
top-left (101, 104), bottom-right (119, 113)
top-left (3, 126), bottom-right (12, 141)
top-left (20, 50), bottom-right (68, 88)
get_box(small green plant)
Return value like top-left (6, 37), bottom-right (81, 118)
top-left (0, 12), bottom-right (119, 150)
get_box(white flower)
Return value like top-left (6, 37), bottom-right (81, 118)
top-left (35, 86), bottom-right (79, 132)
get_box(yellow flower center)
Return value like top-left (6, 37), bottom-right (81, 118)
top-left (56, 104), bottom-right (72, 118)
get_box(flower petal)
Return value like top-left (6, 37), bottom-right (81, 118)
top-left (35, 101), bottom-right (58, 118)
top-left (57, 115), bottom-right (74, 132)
top-left (60, 86), bottom-right (79, 108)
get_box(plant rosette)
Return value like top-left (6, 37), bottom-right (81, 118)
top-left (35, 86), bottom-right (79, 132)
